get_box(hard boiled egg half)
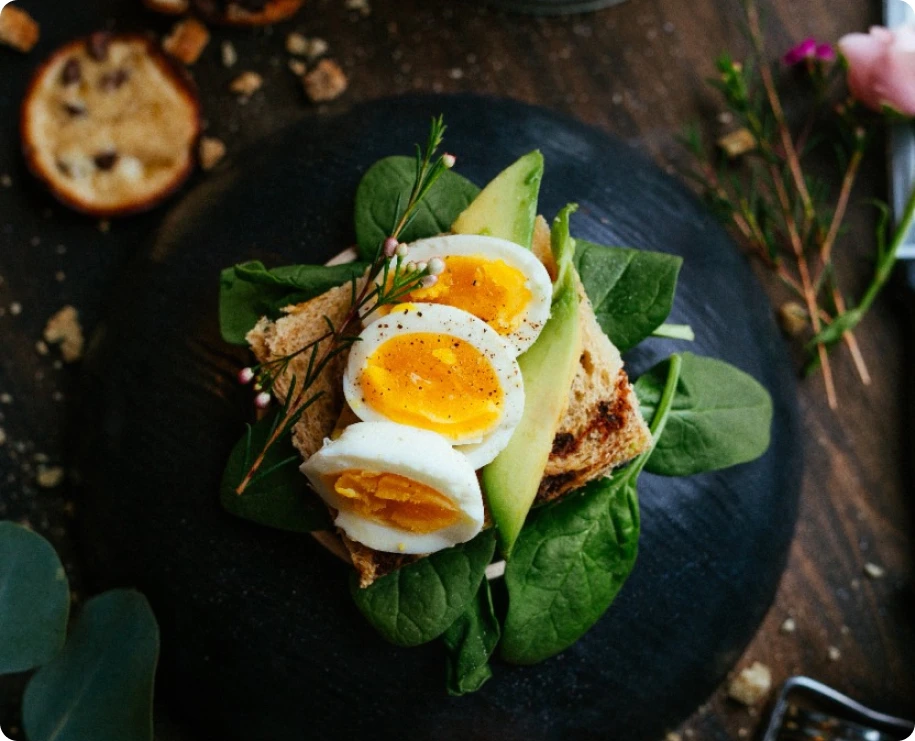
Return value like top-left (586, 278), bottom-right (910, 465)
top-left (302, 422), bottom-right (484, 554)
top-left (375, 234), bottom-right (553, 356)
top-left (344, 303), bottom-right (524, 468)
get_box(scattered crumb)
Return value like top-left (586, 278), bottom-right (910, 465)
top-left (163, 18), bottom-right (210, 65)
top-left (199, 137), bottom-right (226, 171)
top-left (303, 59), bottom-right (348, 103)
top-left (737, 730), bottom-right (748, 739)
top-left (289, 59), bottom-right (307, 76)
top-left (43, 305), bottom-right (84, 363)
top-left (717, 128), bottom-right (756, 158)
top-left (230, 71), bottom-right (263, 97)
top-left (9, 302), bottom-right (21, 316)
top-left (286, 32), bottom-right (309, 56)
top-left (780, 617), bottom-right (796, 634)
top-left (728, 662), bottom-right (772, 706)
top-left (36, 466), bottom-right (65, 489)
top-left (221, 40), bottom-right (237, 68)
top-left (0, 393), bottom-right (11, 404)
top-left (304, 37), bottom-right (328, 60)
top-left (864, 562), bottom-right (885, 579)
top-left (0, 174), bottom-right (11, 188)
top-left (665, 734), bottom-right (682, 741)
top-left (345, 0), bottom-right (371, 15)
top-left (0, 427), bottom-right (6, 446)
top-left (35, 340), bottom-right (48, 356)
top-left (0, 5), bottom-right (40, 53)
top-left (828, 646), bottom-right (841, 662)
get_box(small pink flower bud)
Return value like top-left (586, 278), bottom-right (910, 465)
top-left (442, 153), bottom-right (456, 169)
top-left (238, 367), bottom-right (255, 384)
top-left (395, 243), bottom-right (409, 258)
top-left (255, 391), bottom-right (272, 409)
top-left (427, 257), bottom-right (445, 276)
top-left (383, 237), bottom-right (399, 257)
top-left (420, 275), bottom-right (438, 289)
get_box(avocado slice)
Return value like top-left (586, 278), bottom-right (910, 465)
top-left (451, 151), bottom-right (544, 249)
top-left (482, 205), bottom-right (582, 557)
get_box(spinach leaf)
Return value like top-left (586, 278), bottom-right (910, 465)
top-left (23, 590), bottom-right (159, 741)
top-left (501, 355), bottom-right (683, 665)
top-left (0, 522), bottom-right (70, 674)
top-left (573, 240), bottom-right (682, 352)
top-left (634, 352), bottom-right (773, 477)
top-left (442, 579), bottom-right (500, 696)
top-left (351, 529), bottom-right (496, 647)
top-left (354, 156), bottom-right (480, 261)
top-left (219, 260), bottom-right (367, 345)
top-left (221, 410), bottom-right (332, 532)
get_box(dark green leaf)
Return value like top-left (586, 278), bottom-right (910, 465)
top-left (573, 240), bottom-right (683, 352)
top-left (634, 352), bottom-right (772, 477)
top-left (501, 475), bottom-right (640, 665)
top-left (442, 579), bottom-right (500, 696)
top-left (221, 411), bottom-right (332, 532)
top-left (354, 156), bottom-right (480, 261)
top-left (23, 590), bottom-right (159, 741)
top-left (351, 529), bottom-right (496, 647)
top-left (0, 522), bottom-right (70, 674)
top-left (219, 260), bottom-right (367, 345)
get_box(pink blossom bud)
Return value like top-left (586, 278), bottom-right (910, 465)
top-left (420, 275), bottom-right (438, 289)
top-left (255, 391), bottom-right (272, 409)
top-left (442, 153), bottom-right (456, 169)
top-left (383, 237), bottom-right (399, 257)
top-left (238, 367), bottom-right (255, 384)
top-left (815, 43), bottom-right (835, 62)
top-left (395, 243), bottom-right (409, 258)
top-left (427, 257), bottom-right (445, 276)
top-left (839, 25), bottom-right (915, 116)
top-left (783, 38), bottom-right (817, 66)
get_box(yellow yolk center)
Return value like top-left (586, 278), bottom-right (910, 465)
top-left (332, 470), bottom-right (461, 533)
top-left (390, 255), bottom-right (532, 336)
top-left (359, 332), bottom-right (504, 441)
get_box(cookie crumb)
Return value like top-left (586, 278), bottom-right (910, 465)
top-left (221, 40), bottom-right (237, 68)
top-left (303, 59), bottom-right (348, 103)
top-left (9, 302), bottom-right (22, 316)
top-left (230, 71), bottom-right (263, 97)
top-left (728, 661), bottom-right (771, 706)
top-left (0, 393), bottom-right (12, 404)
top-left (163, 18), bottom-right (210, 65)
top-left (780, 617), bottom-right (796, 634)
top-left (199, 137), bottom-right (226, 171)
top-left (36, 340), bottom-right (49, 356)
top-left (345, 0), bottom-right (371, 15)
top-left (289, 59), bottom-right (307, 76)
top-left (665, 734), bottom-right (682, 741)
top-left (0, 5), bottom-right (40, 53)
top-left (286, 32), bottom-right (309, 56)
top-left (864, 562), bottom-right (885, 579)
top-left (36, 466), bottom-right (65, 489)
top-left (44, 305), bottom-right (84, 363)
top-left (55, 271), bottom-right (66, 282)
top-left (0, 174), bottom-right (11, 188)
top-left (828, 646), bottom-right (841, 662)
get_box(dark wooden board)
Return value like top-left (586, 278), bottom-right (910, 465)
top-left (74, 95), bottom-right (801, 741)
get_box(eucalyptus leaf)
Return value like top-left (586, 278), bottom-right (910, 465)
top-left (354, 156), bottom-right (480, 261)
top-left (634, 352), bottom-right (773, 477)
top-left (573, 240), bottom-right (683, 352)
top-left (350, 529), bottom-right (496, 647)
top-left (442, 579), bottom-right (500, 696)
top-left (23, 590), bottom-right (159, 741)
top-left (0, 522), bottom-right (70, 674)
top-left (221, 411), bottom-right (332, 532)
top-left (219, 260), bottom-right (367, 345)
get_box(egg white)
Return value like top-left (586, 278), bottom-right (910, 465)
top-left (379, 234), bottom-right (553, 357)
top-left (301, 422), bottom-right (484, 554)
top-left (344, 303), bottom-right (525, 468)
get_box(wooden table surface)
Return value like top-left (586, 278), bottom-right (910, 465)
top-left (1, 0), bottom-right (913, 739)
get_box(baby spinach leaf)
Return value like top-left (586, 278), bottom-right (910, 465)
top-left (23, 590), bottom-right (159, 741)
top-left (354, 156), bottom-right (480, 261)
top-left (634, 352), bottom-right (773, 477)
top-left (219, 260), bottom-right (367, 345)
top-left (221, 411), bottom-right (332, 532)
top-left (0, 522), bottom-right (70, 674)
top-left (442, 579), bottom-right (500, 696)
top-left (573, 240), bottom-right (682, 352)
top-left (351, 529), bottom-right (496, 647)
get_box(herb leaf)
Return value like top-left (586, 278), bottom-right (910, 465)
top-left (219, 261), bottom-right (367, 345)
top-left (442, 579), bottom-right (500, 696)
top-left (634, 352), bottom-right (773, 477)
top-left (573, 240), bottom-right (683, 352)
top-left (0, 522), bottom-right (70, 674)
top-left (350, 530), bottom-right (496, 647)
top-left (221, 411), bottom-right (332, 532)
top-left (354, 156), bottom-right (480, 261)
top-left (23, 590), bottom-right (159, 741)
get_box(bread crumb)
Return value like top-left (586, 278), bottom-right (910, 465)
top-left (199, 137), bottom-right (226, 171)
top-left (163, 18), bottom-right (210, 65)
top-left (345, 0), bottom-right (371, 15)
top-left (286, 32), bottom-right (309, 55)
top-left (55, 271), bottom-right (65, 283)
top-left (718, 128), bottom-right (756, 158)
top-left (36, 466), bottom-right (65, 489)
top-left (728, 661), bottom-right (771, 706)
top-left (665, 734), bottom-right (682, 741)
top-left (289, 59), bottom-right (307, 76)
top-left (44, 305), bottom-right (84, 363)
top-left (0, 174), bottom-right (11, 188)
top-left (780, 617), bottom-right (796, 634)
top-left (221, 40), bottom-right (237, 68)
top-left (9, 301), bottom-right (22, 316)
top-left (230, 71), bottom-right (263, 96)
top-left (828, 646), bottom-right (841, 661)
top-left (303, 59), bottom-right (348, 103)
top-left (864, 562), bottom-right (885, 579)
top-left (0, 393), bottom-right (12, 404)
top-left (737, 729), bottom-right (748, 739)
top-left (0, 5), bottom-right (40, 53)
top-left (35, 340), bottom-right (49, 356)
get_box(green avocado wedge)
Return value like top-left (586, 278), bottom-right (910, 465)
top-left (451, 151), bottom-right (544, 248)
top-left (482, 205), bottom-right (583, 557)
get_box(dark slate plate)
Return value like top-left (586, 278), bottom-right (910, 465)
top-left (76, 94), bottom-right (801, 741)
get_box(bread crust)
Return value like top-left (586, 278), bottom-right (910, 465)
top-left (192, 0), bottom-right (305, 26)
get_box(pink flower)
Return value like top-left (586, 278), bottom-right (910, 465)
top-left (783, 38), bottom-right (835, 66)
top-left (838, 25), bottom-right (915, 116)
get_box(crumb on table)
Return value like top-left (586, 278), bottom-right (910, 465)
top-left (727, 661), bottom-right (772, 706)
top-left (230, 71), bottom-right (264, 97)
top-left (163, 18), bottom-right (211, 65)
top-left (303, 59), bottom-right (348, 103)
top-left (199, 137), bottom-right (226, 171)
top-left (43, 305), bottom-right (84, 363)
top-left (0, 5), bottom-right (40, 53)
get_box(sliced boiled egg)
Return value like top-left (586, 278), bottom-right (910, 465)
top-left (375, 234), bottom-right (553, 356)
top-left (302, 422), bottom-right (484, 554)
top-left (344, 303), bottom-right (524, 468)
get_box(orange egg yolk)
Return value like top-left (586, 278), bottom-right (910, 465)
top-left (332, 470), bottom-right (461, 533)
top-left (359, 332), bottom-right (503, 441)
top-left (387, 256), bottom-right (531, 336)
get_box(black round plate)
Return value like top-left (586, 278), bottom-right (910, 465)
top-left (76, 94), bottom-right (801, 741)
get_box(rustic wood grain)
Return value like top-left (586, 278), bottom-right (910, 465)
top-left (0, 0), bottom-right (911, 738)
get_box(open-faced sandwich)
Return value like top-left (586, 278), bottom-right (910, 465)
top-left (218, 118), bottom-right (773, 692)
